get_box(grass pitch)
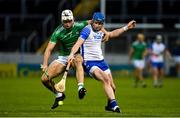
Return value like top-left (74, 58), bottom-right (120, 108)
top-left (0, 76), bottom-right (180, 117)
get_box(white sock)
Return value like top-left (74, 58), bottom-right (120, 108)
top-left (78, 83), bottom-right (84, 91)
top-left (55, 92), bottom-right (63, 98)
top-left (154, 79), bottom-right (158, 85)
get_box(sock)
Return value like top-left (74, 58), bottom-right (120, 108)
top-left (154, 79), bottom-right (158, 85)
top-left (133, 78), bottom-right (138, 87)
top-left (109, 99), bottom-right (118, 109)
top-left (135, 78), bottom-right (139, 83)
top-left (55, 92), bottom-right (63, 98)
top-left (141, 80), bottom-right (146, 85)
top-left (78, 83), bottom-right (84, 91)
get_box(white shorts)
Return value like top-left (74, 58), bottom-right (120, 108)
top-left (132, 60), bottom-right (145, 69)
top-left (173, 56), bottom-right (180, 64)
top-left (55, 56), bottom-right (68, 66)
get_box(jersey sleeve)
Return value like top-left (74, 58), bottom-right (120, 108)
top-left (132, 42), bottom-right (136, 49)
top-left (79, 27), bottom-right (90, 40)
top-left (50, 26), bottom-right (61, 44)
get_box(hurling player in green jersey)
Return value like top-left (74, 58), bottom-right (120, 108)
top-left (40, 9), bottom-right (108, 109)
top-left (129, 33), bottom-right (148, 88)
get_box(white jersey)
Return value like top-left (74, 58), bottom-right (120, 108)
top-left (79, 25), bottom-right (104, 61)
top-left (150, 42), bottom-right (165, 62)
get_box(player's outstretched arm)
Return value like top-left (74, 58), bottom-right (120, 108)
top-left (108, 20), bottom-right (136, 39)
top-left (41, 42), bottom-right (56, 72)
top-left (68, 38), bottom-right (84, 62)
top-left (101, 27), bottom-right (110, 42)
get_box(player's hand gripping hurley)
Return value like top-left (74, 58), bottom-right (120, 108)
top-left (54, 61), bottom-right (71, 92)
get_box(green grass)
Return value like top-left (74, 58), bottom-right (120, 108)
top-left (0, 76), bottom-right (180, 117)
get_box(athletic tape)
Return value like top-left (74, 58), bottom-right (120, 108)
top-left (44, 70), bottom-right (49, 78)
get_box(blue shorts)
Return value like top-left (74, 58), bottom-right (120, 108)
top-left (83, 60), bottom-right (110, 76)
top-left (151, 62), bottom-right (164, 69)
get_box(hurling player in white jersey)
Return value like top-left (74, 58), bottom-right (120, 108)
top-left (149, 35), bottom-right (172, 87)
top-left (68, 12), bottom-right (136, 113)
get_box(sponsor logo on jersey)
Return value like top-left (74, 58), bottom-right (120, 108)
top-left (93, 32), bottom-right (103, 41)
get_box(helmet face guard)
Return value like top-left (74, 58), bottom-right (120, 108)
top-left (92, 12), bottom-right (105, 24)
top-left (61, 10), bottom-right (74, 22)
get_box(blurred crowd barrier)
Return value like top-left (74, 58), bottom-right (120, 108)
top-left (0, 53), bottom-right (56, 78)
top-left (0, 53), bottom-right (177, 78)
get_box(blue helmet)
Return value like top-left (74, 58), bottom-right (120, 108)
top-left (92, 12), bottom-right (105, 23)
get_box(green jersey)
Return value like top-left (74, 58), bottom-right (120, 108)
top-left (50, 21), bottom-right (88, 56)
top-left (131, 41), bottom-right (147, 60)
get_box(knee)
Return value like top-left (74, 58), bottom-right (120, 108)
top-left (103, 77), bottom-right (111, 85)
top-left (154, 70), bottom-right (158, 75)
top-left (74, 55), bottom-right (83, 65)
